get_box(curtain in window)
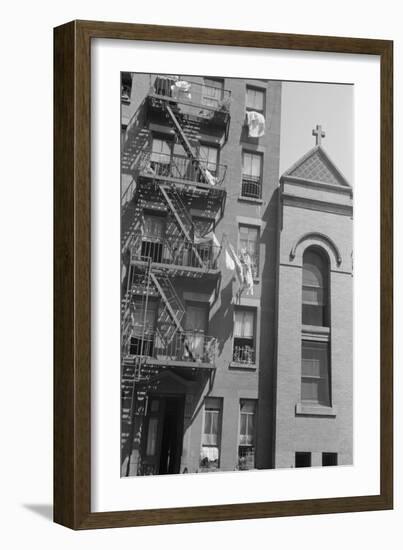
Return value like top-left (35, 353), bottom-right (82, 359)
top-left (242, 152), bottom-right (261, 178)
top-left (202, 397), bottom-right (221, 446)
top-left (185, 304), bottom-right (208, 359)
top-left (143, 215), bottom-right (165, 238)
top-left (239, 400), bottom-right (256, 446)
top-left (234, 309), bottom-right (254, 338)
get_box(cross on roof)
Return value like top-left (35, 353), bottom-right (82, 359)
top-left (312, 124), bottom-right (326, 146)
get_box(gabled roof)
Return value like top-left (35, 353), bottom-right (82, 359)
top-left (281, 146), bottom-right (351, 188)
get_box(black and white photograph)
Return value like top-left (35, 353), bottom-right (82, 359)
top-left (120, 73), bottom-right (353, 477)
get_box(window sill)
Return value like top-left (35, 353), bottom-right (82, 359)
top-left (229, 362), bottom-right (257, 371)
top-left (238, 196), bottom-right (263, 205)
top-left (295, 403), bottom-right (337, 417)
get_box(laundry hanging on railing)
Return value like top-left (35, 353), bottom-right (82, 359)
top-left (194, 231), bottom-right (221, 263)
top-left (239, 249), bottom-right (254, 296)
top-left (224, 242), bottom-right (254, 296)
top-left (246, 110), bottom-right (266, 138)
top-left (204, 169), bottom-right (218, 186)
top-left (226, 243), bottom-right (245, 287)
top-left (171, 80), bottom-right (192, 101)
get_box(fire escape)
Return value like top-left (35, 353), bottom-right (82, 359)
top-left (121, 75), bottom-right (231, 399)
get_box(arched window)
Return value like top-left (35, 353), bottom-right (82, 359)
top-left (302, 248), bottom-right (329, 327)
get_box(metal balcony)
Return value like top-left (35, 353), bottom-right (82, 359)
top-left (232, 344), bottom-right (256, 366)
top-left (138, 151), bottom-right (227, 191)
top-left (123, 329), bottom-right (217, 369)
top-left (129, 233), bottom-right (221, 276)
top-left (241, 176), bottom-right (262, 200)
top-left (148, 75), bottom-right (231, 128)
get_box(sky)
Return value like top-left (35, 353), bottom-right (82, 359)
top-left (279, 81), bottom-right (354, 184)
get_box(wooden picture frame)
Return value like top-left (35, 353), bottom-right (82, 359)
top-left (54, 20), bottom-right (393, 529)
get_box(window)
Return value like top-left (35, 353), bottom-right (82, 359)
top-left (233, 309), bottom-right (255, 365)
top-left (121, 72), bottom-right (132, 102)
top-left (185, 303), bottom-right (208, 360)
top-left (295, 452), bottom-right (311, 468)
top-left (199, 145), bottom-right (218, 175)
top-left (242, 151), bottom-right (262, 199)
top-left (150, 138), bottom-right (171, 168)
top-left (302, 248), bottom-right (329, 326)
top-left (301, 341), bottom-right (331, 406)
top-left (141, 214), bottom-right (166, 263)
top-left (322, 452), bottom-right (338, 466)
top-left (239, 225), bottom-right (259, 278)
top-left (200, 397), bottom-right (222, 471)
top-left (129, 299), bottom-right (158, 357)
top-left (246, 86), bottom-right (265, 113)
top-left (238, 400), bottom-right (257, 470)
top-left (202, 78), bottom-right (224, 108)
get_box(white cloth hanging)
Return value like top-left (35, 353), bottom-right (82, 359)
top-left (246, 110), bottom-right (266, 138)
top-left (171, 80), bottom-right (192, 101)
top-left (228, 243), bottom-right (244, 286)
top-left (225, 248), bottom-right (235, 271)
top-left (204, 169), bottom-right (217, 186)
top-left (241, 250), bottom-right (254, 296)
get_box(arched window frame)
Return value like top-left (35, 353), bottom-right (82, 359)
top-left (301, 246), bottom-right (330, 328)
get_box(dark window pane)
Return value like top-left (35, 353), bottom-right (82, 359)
top-left (322, 452), bottom-right (338, 466)
top-left (303, 251), bottom-right (326, 287)
top-left (302, 248), bottom-right (329, 327)
top-left (295, 452), bottom-right (311, 468)
top-left (302, 304), bottom-right (325, 326)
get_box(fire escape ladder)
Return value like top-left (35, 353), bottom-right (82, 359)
top-left (159, 184), bottom-right (205, 268)
top-left (150, 272), bottom-right (195, 360)
top-left (164, 103), bottom-right (208, 184)
top-left (150, 272), bottom-right (184, 335)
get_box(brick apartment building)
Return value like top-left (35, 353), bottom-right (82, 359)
top-left (120, 73), bottom-right (353, 476)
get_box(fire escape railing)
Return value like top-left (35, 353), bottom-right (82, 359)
top-left (138, 151), bottom-right (227, 188)
top-left (123, 328), bottom-right (217, 366)
top-left (130, 232), bottom-right (221, 271)
top-left (149, 75), bottom-right (231, 116)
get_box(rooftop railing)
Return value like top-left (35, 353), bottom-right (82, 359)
top-left (138, 151), bottom-right (227, 188)
top-left (130, 233), bottom-right (221, 271)
top-left (149, 75), bottom-right (231, 118)
top-left (123, 329), bottom-right (217, 366)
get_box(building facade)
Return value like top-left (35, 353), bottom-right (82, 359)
top-left (120, 74), bottom-right (353, 476)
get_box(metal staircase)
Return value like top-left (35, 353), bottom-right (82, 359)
top-left (164, 103), bottom-right (209, 184)
top-left (158, 184), bottom-right (204, 267)
top-left (150, 271), bottom-right (185, 343)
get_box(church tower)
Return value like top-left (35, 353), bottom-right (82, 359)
top-left (274, 126), bottom-right (353, 468)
